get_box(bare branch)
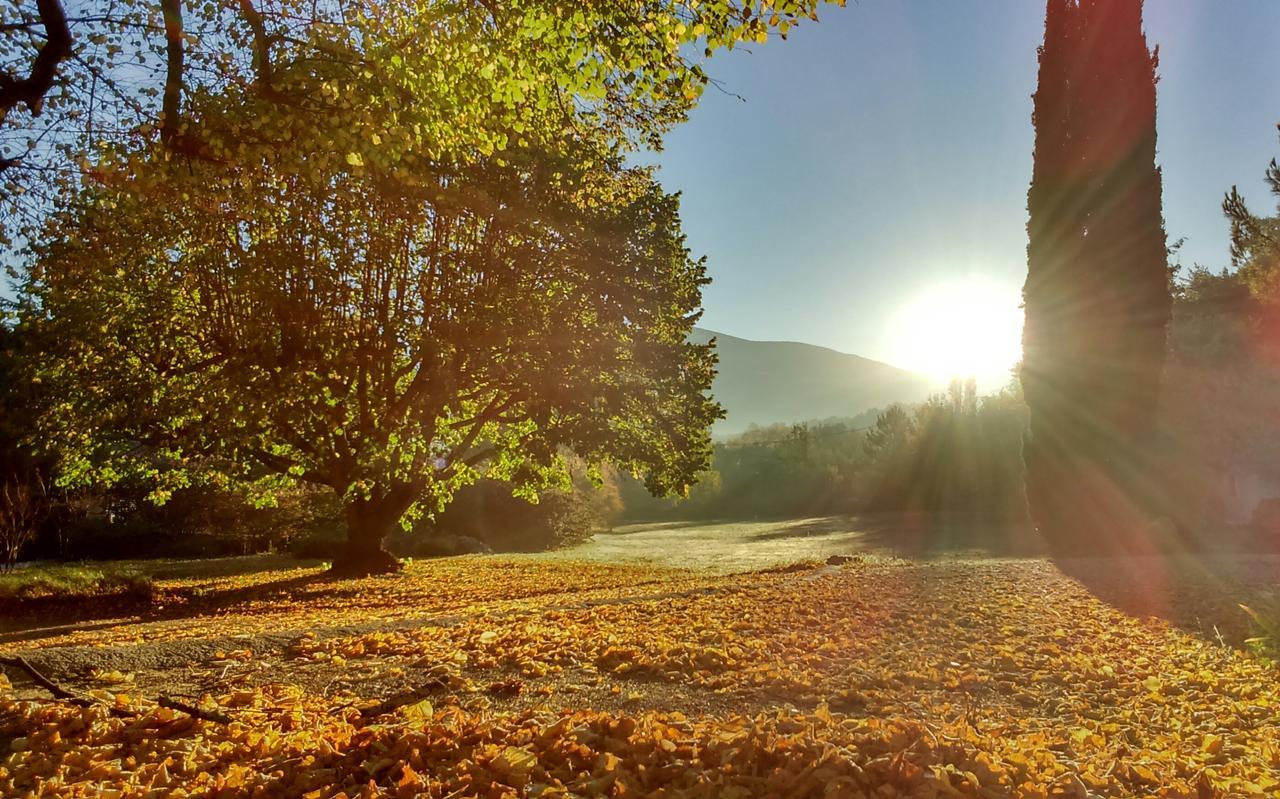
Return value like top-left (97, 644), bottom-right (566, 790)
top-left (160, 0), bottom-right (185, 146)
top-left (0, 0), bottom-right (72, 124)
top-left (0, 655), bottom-right (233, 724)
top-left (0, 655), bottom-right (135, 718)
top-left (237, 0), bottom-right (278, 97)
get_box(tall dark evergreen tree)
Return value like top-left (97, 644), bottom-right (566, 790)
top-left (1023, 0), bottom-right (1172, 551)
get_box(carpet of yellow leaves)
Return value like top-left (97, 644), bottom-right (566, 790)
top-left (7, 559), bottom-right (706, 651)
top-left (2, 556), bottom-right (1279, 798)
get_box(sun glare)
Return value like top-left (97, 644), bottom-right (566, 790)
top-left (889, 278), bottom-right (1024, 390)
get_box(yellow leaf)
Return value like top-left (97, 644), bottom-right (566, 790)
top-left (400, 698), bottom-right (433, 722)
top-left (492, 745), bottom-right (537, 777)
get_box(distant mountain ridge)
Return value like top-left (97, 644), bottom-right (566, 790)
top-left (690, 328), bottom-right (936, 436)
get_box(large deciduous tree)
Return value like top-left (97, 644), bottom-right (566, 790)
top-left (8, 0), bottom-right (844, 573)
top-left (23, 137), bottom-right (719, 574)
top-left (1022, 0), bottom-right (1171, 552)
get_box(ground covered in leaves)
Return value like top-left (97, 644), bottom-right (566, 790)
top-left (2, 553), bottom-right (1278, 798)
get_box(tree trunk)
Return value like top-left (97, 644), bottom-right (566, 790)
top-left (1023, 432), bottom-right (1151, 556)
top-left (331, 496), bottom-right (405, 577)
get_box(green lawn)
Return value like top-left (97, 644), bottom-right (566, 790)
top-left (0, 554), bottom-right (316, 601)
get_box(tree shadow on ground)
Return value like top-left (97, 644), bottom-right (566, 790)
top-left (141, 554), bottom-right (321, 581)
top-left (606, 519), bottom-right (749, 535)
top-left (1054, 549), bottom-right (1280, 647)
top-left (0, 570), bottom-right (337, 644)
top-left (748, 513), bottom-right (1047, 559)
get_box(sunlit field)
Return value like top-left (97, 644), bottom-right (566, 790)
top-left (3, 534), bottom-right (1279, 797)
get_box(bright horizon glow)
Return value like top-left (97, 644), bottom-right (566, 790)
top-left (888, 278), bottom-right (1024, 392)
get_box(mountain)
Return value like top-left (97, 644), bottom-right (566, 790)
top-left (690, 328), bottom-right (937, 436)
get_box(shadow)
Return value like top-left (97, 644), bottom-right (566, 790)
top-left (747, 513), bottom-right (1046, 559)
top-left (604, 519), bottom-right (749, 535)
top-left (1055, 549), bottom-right (1280, 647)
top-left (860, 517), bottom-right (1045, 559)
top-left (747, 517), bottom-right (862, 541)
top-left (142, 554), bottom-right (322, 581)
top-left (0, 617), bottom-right (142, 646)
top-left (0, 571), bottom-right (336, 644)
top-left (157, 572), bottom-right (341, 617)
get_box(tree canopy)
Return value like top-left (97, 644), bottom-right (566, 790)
top-left (1223, 125), bottom-right (1280, 355)
top-left (2, 0), bottom-right (841, 243)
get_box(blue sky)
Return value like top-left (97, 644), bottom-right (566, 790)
top-left (654, 0), bottom-right (1280, 372)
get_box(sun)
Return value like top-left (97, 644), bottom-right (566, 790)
top-left (889, 278), bottom-right (1024, 390)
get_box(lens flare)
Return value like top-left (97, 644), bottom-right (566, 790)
top-left (889, 278), bottom-right (1024, 390)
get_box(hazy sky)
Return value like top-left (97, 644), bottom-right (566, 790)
top-left (654, 0), bottom-right (1280, 373)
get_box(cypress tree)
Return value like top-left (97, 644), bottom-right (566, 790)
top-left (1022, 0), bottom-right (1171, 552)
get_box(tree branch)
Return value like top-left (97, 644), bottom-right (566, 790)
top-left (0, 655), bottom-right (79, 701)
top-left (442, 395), bottom-right (508, 468)
top-left (159, 0), bottom-right (184, 146)
top-left (237, 0), bottom-right (278, 98)
top-left (248, 448), bottom-right (330, 486)
top-left (158, 695), bottom-right (234, 724)
top-left (0, 0), bottom-right (72, 124)
top-left (0, 655), bottom-right (233, 724)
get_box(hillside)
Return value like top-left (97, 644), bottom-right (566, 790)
top-left (690, 328), bottom-right (937, 436)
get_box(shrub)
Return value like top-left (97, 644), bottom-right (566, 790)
top-left (429, 480), bottom-right (610, 553)
top-left (0, 563), bottom-right (153, 602)
top-left (54, 485), bottom-right (343, 561)
top-left (0, 481), bottom-right (44, 569)
top-left (1240, 593), bottom-right (1280, 664)
top-left (289, 528), bottom-right (347, 561)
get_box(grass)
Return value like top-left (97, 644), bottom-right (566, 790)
top-left (1240, 590), bottom-right (1280, 662)
top-left (553, 514), bottom-right (1044, 572)
top-left (0, 553), bottom-right (321, 604)
top-left (0, 562), bottom-right (153, 602)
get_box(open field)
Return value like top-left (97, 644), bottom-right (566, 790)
top-left (557, 515), bottom-right (1046, 571)
top-left (1, 524), bottom-right (1279, 798)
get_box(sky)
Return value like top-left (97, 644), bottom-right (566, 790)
top-left (652, 0), bottom-right (1280, 385)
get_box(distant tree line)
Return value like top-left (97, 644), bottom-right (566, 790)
top-left (621, 230), bottom-right (1280, 536)
top-left (620, 380), bottom-right (1030, 524)
top-left (1159, 126), bottom-right (1280, 531)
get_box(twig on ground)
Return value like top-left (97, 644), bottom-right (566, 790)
top-left (157, 695), bottom-right (234, 724)
top-left (0, 655), bottom-right (75, 699)
top-left (0, 655), bottom-right (231, 724)
top-left (358, 675), bottom-right (451, 720)
top-left (0, 655), bottom-right (137, 718)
